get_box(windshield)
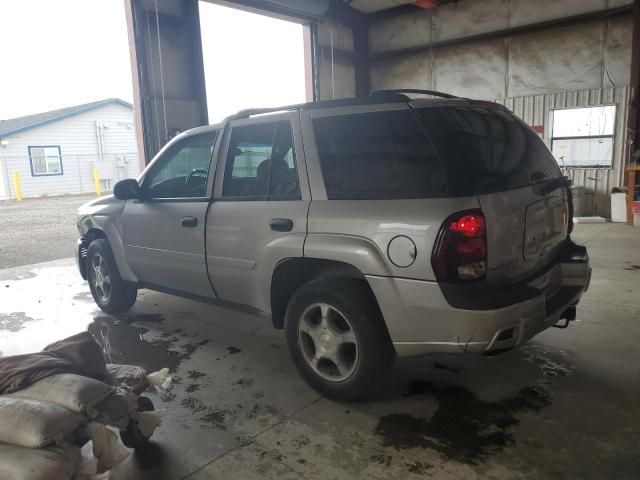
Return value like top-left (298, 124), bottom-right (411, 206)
top-left (416, 105), bottom-right (562, 196)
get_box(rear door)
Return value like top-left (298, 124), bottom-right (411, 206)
top-left (416, 103), bottom-right (569, 287)
top-left (206, 113), bottom-right (310, 313)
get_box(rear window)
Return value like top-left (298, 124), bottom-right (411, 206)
top-left (417, 106), bottom-right (562, 196)
top-left (313, 110), bottom-right (448, 200)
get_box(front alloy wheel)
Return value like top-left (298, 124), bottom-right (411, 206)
top-left (86, 238), bottom-right (137, 314)
top-left (90, 253), bottom-right (111, 304)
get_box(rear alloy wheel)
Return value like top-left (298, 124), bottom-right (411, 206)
top-left (298, 303), bottom-right (359, 382)
top-left (87, 239), bottom-right (137, 314)
top-left (285, 278), bottom-right (395, 401)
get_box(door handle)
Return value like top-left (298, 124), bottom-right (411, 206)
top-left (181, 216), bottom-right (198, 228)
top-left (270, 218), bottom-right (293, 232)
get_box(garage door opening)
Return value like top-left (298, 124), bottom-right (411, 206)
top-left (199, 2), bottom-right (309, 123)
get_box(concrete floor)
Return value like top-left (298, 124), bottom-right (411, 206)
top-left (0, 223), bottom-right (638, 479)
top-left (0, 194), bottom-right (94, 268)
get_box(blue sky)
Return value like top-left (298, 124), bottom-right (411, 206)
top-left (0, 1), bottom-right (306, 122)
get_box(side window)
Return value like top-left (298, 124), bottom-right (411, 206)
top-left (146, 132), bottom-right (218, 199)
top-left (222, 121), bottom-right (300, 200)
top-left (313, 111), bottom-right (447, 200)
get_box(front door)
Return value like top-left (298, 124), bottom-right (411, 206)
top-left (206, 114), bottom-right (310, 313)
top-left (122, 131), bottom-right (219, 298)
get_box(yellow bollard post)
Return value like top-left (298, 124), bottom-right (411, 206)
top-left (93, 167), bottom-right (101, 196)
top-left (12, 171), bottom-right (22, 201)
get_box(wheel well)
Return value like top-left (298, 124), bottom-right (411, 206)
top-left (83, 228), bottom-right (107, 244)
top-left (79, 229), bottom-right (107, 279)
top-left (270, 258), bottom-right (373, 329)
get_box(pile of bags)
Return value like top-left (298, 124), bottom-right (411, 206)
top-left (0, 332), bottom-right (168, 480)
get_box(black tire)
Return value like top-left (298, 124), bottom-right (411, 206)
top-left (120, 396), bottom-right (155, 449)
top-left (285, 278), bottom-right (396, 401)
top-left (86, 238), bottom-right (137, 314)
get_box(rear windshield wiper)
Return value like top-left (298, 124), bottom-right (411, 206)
top-left (538, 176), bottom-right (571, 195)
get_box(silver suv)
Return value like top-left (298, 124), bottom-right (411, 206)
top-left (76, 90), bottom-right (591, 400)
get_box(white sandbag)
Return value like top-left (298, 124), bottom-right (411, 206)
top-left (93, 388), bottom-right (138, 430)
top-left (136, 411), bottom-right (162, 439)
top-left (76, 472), bottom-right (110, 480)
top-left (106, 364), bottom-right (147, 388)
top-left (11, 374), bottom-right (114, 417)
top-left (87, 422), bottom-right (131, 472)
top-left (0, 442), bottom-right (81, 480)
top-left (0, 397), bottom-right (85, 448)
top-left (146, 367), bottom-right (172, 391)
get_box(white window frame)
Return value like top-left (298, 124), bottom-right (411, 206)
top-left (28, 146), bottom-right (63, 176)
top-left (550, 105), bottom-right (616, 169)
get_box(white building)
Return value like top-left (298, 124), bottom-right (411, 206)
top-left (0, 99), bottom-right (141, 200)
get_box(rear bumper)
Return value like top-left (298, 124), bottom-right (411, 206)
top-left (367, 241), bottom-right (591, 357)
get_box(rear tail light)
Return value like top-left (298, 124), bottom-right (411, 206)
top-left (432, 210), bottom-right (487, 282)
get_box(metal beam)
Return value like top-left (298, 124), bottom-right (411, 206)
top-left (325, 0), bottom-right (370, 97)
top-left (352, 8), bottom-right (370, 97)
top-left (625, 0), bottom-right (640, 224)
top-left (368, 0), bottom-right (458, 24)
top-left (204, 0), bottom-right (330, 23)
top-left (369, 4), bottom-right (633, 62)
top-left (126, 0), bottom-right (208, 164)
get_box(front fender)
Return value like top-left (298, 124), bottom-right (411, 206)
top-left (303, 234), bottom-right (393, 277)
top-left (77, 197), bottom-right (138, 283)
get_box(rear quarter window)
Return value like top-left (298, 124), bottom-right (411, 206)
top-left (417, 106), bottom-right (562, 196)
top-left (312, 110), bottom-right (448, 200)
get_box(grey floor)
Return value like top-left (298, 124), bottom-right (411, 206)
top-left (0, 223), bottom-right (638, 479)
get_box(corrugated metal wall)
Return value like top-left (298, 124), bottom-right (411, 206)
top-left (495, 86), bottom-right (629, 217)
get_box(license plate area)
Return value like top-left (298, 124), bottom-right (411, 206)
top-left (524, 194), bottom-right (567, 262)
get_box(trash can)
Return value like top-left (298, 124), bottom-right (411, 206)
top-left (611, 192), bottom-right (627, 223)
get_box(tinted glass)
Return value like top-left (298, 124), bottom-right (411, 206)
top-left (417, 106), bottom-right (562, 195)
top-left (147, 132), bottom-right (217, 198)
top-left (222, 121), bottom-right (300, 199)
top-left (313, 110), bottom-right (447, 200)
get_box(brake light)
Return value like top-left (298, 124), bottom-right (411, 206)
top-left (450, 214), bottom-right (485, 237)
top-left (432, 210), bottom-right (487, 282)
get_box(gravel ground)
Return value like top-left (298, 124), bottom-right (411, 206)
top-left (0, 194), bottom-right (96, 268)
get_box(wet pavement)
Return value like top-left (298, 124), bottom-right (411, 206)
top-left (1, 223), bottom-right (639, 479)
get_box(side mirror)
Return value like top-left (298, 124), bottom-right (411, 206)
top-left (113, 179), bottom-right (142, 200)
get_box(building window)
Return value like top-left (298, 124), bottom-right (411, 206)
top-left (29, 146), bottom-right (63, 176)
top-left (550, 106), bottom-right (616, 168)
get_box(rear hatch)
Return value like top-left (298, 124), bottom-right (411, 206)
top-left (415, 102), bottom-right (569, 287)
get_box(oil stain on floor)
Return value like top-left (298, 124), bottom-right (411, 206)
top-left (375, 381), bottom-right (552, 464)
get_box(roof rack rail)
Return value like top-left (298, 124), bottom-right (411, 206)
top-left (223, 104), bottom-right (303, 122)
top-left (371, 89), bottom-right (459, 99)
top-left (222, 93), bottom-right (412, 122)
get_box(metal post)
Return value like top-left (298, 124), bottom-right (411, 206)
top-left (625, 0), bottom-right (640, 223)
top-left (93, 167), bottom-right (102, 197)
top-left (12, 171), bottom-right (22, 201)
top-left (76, 156), bottom-right (83, 193)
